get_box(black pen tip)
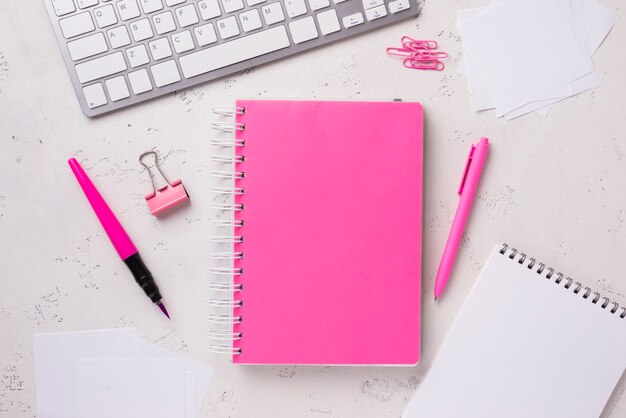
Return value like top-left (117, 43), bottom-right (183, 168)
top-left (156, 301), bottom-right (170, 319)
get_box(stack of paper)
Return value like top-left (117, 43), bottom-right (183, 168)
top-left (457, 0), bottom-right (617, 119)
top-left (33, 329), bottom-right (214, 418)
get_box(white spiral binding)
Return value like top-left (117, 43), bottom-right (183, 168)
top-left (499, 243), bottom-right (625, 318)
top-left (211, 138), bottom-right (245, 147)
top-left (211, 106), bottom-right (246, 116)
top-left (210, 106), bottom-right (246, 356)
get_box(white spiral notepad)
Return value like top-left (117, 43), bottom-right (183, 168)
top-left (404, 243), bottom-right (626, 418)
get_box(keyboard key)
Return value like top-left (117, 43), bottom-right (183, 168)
top-left (151, 60), bottom-right (181, 87)
top-left (365, 4), bottom-right (386, 20)
top-left (175, 4), bottom-right (199, 27)
top-left (284, 0), bottom-right (307, 18)
top-left (307, 0), bottom-right (329, 11)
top-left (128, 68), bottom-right (153, 93)
top-left (172, 30), bottom-right (195, 53)
top-left (289, 16), bottom-right (317, 44)
top-left (389, 0), bottom-right (410, 13)
top-left (126, 44), bottom-right (150, 67)
top-left (316, 9), bottom-right (340, 35)
top-left (246, 0), bottom-right (265, 5)
top-left (116, 0), bottom-right (141, 20)
top-left (105, 76), bottom-right (130, 101)
top-left (107, 26), bottom-right (132, 48)
top-left (51, 0), bottom-right (76, 16)
top-left (239, 9), bottom-right (262, 32)
top-left (153, 11), bottom-right (176, 34)
top-left (198, 0), bottom-right (221, 20)
top-left (140, 0), bottom-right (164, 13)
top-left (194, 23), bottom-right (217, 46)
top-left (221, 0), bottom-right (244, 13)
top-left (216, 16), bottom-right (239, 39)
top-left (75, 51), bottom-right (127, 83)
top-left (180, 26), bottom-right (289, 78)
top-left (130, 18), bottom-right (154, 41)
top-left (83, 83), bottom-right (108, 108)
top-left (166, 0), bottom-right (186, 5)
top-left (342, 12), bottom-right (363, 28)
top-left (362, 0), bottom-right (382, 9)
top-left (262, 2), bottom-right (285, 25)
top-left (60, 12), bottom-right (95, 38)
top-left (148, 37), bottom-right (173, 60)
top-left (67, 32), bottom-right (108, 61)
top-left (94, 5), bottom-right (118, 28)
top-left (77, 0), bottom-right (99, 8)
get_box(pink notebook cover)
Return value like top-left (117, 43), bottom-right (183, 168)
top-left (232, 100), bottom-right (423, 365)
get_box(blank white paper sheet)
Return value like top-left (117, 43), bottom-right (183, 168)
top-left (403, 245), bottom-right (626, 418)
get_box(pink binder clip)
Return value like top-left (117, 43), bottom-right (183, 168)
top-left (139, 151), bottom-right (189, 217)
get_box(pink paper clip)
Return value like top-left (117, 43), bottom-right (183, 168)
top-left (139, 151), bottom-right (190, 217)
top-left (385, 46), bottom-right (415, 58)
top-left (403, 58), bottom-right (445, 71)
top-left (401, 36), bottom-right (438, 50)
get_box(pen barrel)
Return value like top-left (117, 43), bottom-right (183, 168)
top-left (123, 253), bottom-right (162, 303)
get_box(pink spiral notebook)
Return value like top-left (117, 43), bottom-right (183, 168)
top-left (211, 100), bottom-right (423, 365)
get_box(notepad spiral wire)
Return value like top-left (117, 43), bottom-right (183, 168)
top-left (208, 105), bottom-right (246, 356)
top-left (499, 243), bottom-right (625, 319)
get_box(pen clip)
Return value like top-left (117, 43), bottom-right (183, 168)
top-left (458, 144), bottom-right (476, 195)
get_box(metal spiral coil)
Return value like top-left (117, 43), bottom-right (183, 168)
top-left (499, 243), bottom-right (625, 319)
top-left (209, 107), bottom-right (246, 356)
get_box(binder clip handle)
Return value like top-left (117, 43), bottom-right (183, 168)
top-left (139, 151), bottom-right (190, 217)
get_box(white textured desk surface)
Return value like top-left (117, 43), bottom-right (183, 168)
top-left (1, 0), bottom-right (625, 417)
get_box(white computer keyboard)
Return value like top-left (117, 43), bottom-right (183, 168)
top-left (45, 0), bottom-right (419, 117)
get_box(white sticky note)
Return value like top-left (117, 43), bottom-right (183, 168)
top-left (79, 363), bottom-right (186, 418)
top-left (460, 0), bottom-right (593, 116)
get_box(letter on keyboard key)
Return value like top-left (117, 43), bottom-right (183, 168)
top-left (105, 76), bottom-right (130, 101)
top-left (221, 0), bottom-right (244, 13)
top-left (193, 23), bottom-right (217, 46)
top-left (198, 0), bottom-right (221, 20)
top-left (179, 26), bottom-right (290, 78)
top-left (126, 44), bottom-right (150, 67)
top-left (128, 68), bottom-right (153, 93)
top-left (75, 51), bottom-right (127, 83)
top-left (151, 60), bottom-right (181, 87)
top-left (148, 37), bottom-right (173, 60)
top-left (262, 2), bottom-right (285, 25)
top-left (130, 19), bottom-right (154, 41)
top-left (67, 32), bottom-right (109, 61)
top-left (153, 11), bottom-right (176, 34)
top-left (94, 4), bottom-right (118, 28)
top-left (107, 26), bottom-right (132, 48)
top-left (117, 0), bottom-right (141, 20)
top-left (175, 4), bottom-right (199, 27)
top-left (83, 83), bottom-right (108, 108)
top-left (172, 30), bottom-right (196, 53)
top-left (284, 0), bottom-right (307, 18)
top-left (316, 9), bottom-right (340, 35)
top-left (140, 0), bottom-right (164, 13)
top-left (51, 0), bottom-right (76, 16)
top-left (194, 23), bottom-right (218, 46)
top-left (240, 9), bottom-right (262, 32)
top-left (60, 12), bottom-right (95, 38)
top-left (217, 16), bottom-right (240, 39)
top-left (289, 16), bottom-right (318, 44)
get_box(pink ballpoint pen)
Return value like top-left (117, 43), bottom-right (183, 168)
top-left (68, 158), bottom-right (170, 318)
top-left (434, 138), bottom-right (489, 301)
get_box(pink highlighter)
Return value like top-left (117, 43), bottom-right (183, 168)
top-left (434, 138), bottom-right (489, 300)
top-left (68, 158), bottom-right (170, 318)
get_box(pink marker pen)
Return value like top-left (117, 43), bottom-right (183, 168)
top-left (434, 138), bottom-right (489, 301)
top-left (68, 158), bottom-right (170, 318)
